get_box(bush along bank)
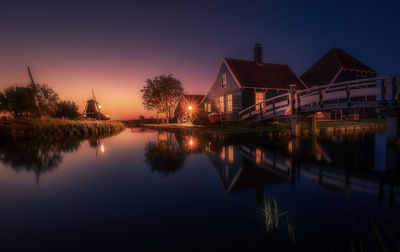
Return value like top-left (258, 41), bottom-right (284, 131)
top-left (1, 118), bottom-right (125, 140)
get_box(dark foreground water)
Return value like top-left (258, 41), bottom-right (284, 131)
top-left (0, 128), bottom-right (399, 251)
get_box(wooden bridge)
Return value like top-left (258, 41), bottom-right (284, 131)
top-left (238, 75), bottom-right (400, 142)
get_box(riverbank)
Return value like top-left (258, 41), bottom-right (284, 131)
top-left (0, 118), bottom-right (125, 140)
top-left (136, 119), bottom-right (386, 138)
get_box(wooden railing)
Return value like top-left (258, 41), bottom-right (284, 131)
top-left (239, 75), bottom-right (400, 121)
top-left (238, 92), bottom-right (291, 120)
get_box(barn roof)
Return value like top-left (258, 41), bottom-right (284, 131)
top-left (300, 48), bottom-right (377, 87)
top-left (224, 58), bottom-right (307, 89)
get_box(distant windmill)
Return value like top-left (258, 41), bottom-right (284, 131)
top-left (83, 89), bottom-right (109, 120)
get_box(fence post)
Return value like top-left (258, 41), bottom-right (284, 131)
top-left (392, 77), bottom-right (398, 105)
top-left (297, 93), bottom-right (301, 113)
top-left (289, 84), bottom-right (300, 137)
top-left (289, 84), bottom-right (297, 115)
top-left (319, 90), bottom-right (324, 108)
top-left (272, 102), bottom-right (276, 116)
top-left (346, 83), bottom-right (351, 107)
top-left (381, 79), bottom-right (387, 105)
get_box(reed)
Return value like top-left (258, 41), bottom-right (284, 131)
top-left (3, 118), bottom-right (125, 140)
top-left (263, 198), bottom-right (296, 244)
top-left (286, 216), bottom-right (295, 244)
top-left (263, 198), bottom-right (287, 232)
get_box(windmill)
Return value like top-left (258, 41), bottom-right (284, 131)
top-left (83, 89), bottom-right (109, 120)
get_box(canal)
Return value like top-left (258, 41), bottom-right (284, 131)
top-left (0, 128), bottom-right (399, 251)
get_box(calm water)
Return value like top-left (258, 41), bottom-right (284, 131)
top-left (0, 128), bottom-right (399, 251)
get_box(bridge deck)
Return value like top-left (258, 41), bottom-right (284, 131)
top-left (239, 75), bottom-right (400, 122)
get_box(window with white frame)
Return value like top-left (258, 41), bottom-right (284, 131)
top-left (222, 73), bottom-right (227, 88)
top-left (227, 94), bottom-right (232, 112)
top-left (219, 96), bottom-right (225, 112)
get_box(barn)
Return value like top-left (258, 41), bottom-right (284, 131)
top-left (301, 48), bottom-right (378, 119)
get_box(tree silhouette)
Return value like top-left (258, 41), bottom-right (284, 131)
top-left (141, 74), bottom-right (184, 122)
top-left (144, 141), bottom-right (185, 175)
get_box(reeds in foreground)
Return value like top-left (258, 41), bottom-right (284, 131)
top-left (263, 198), bottom-right (295, 244)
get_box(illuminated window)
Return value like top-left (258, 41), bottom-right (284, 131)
top-left (228, 145), bottom-right (234, 163)
top-left (207, 103), bottom-right (211, 112)
top-left (219, 96), bottom-right (225, 112)
top-left (227, 94), bottom-right (232, 112)
top-left (256, 148), bottom-right (263, 164)
top-left (221, 146), bottom-right (225, 160)
top-left (255, 91), bottom-right (265, 108)
top-left (222, 73), bottom-right (227, 88)
top-left (204, 103), bottom-right (207, 111)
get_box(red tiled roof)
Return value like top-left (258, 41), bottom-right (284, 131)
top-left (225, 58), bottom-right (306, 89)
top-left (301, 48), bottom-right (377, 87)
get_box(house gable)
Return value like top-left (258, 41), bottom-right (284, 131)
top-left (202, 60), bottom-right (243, 120)
top-left (301, 48), bottom-right (377, 87)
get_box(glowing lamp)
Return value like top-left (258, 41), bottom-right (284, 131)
top-left (101, 143), bottom-right (105, 153)
top-left (188, 105), bottom-right (193, 111)
top-left (98, 104), bottom-right (102, 109)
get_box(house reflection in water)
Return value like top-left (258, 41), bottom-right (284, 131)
top-left (204, 143), bottom-right (290, 204)
top-left (296, 134), bottom-right (399, 208)
top-left (205, 133), bottom-right (400, 208)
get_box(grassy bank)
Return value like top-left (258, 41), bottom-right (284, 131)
top-left (0, 118), bottom-right (125, 140)
top-left (137, 119), bottom-right (385, 136)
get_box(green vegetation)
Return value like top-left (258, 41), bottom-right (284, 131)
top-left (208, 121), bottom-right (289, 134)
top-left (0, 80), bottom-right (122, 140)
top-left (264, 198), bottom-right (287, 232)
top-left (141, 74), bottom-right (184, 122)
top-left (52, 100), bottom-right (80, 119)
top-left (1, 118), bottom-right (125, 140)
top-left (350, 219), bottom-right (400, 252)
top-left (287, 216), bottom-right (296, 244)
top-left (136, 118), bottom-right (385, 137)
top-left (315, 118), bottom-right (385, 128)
top-left (0, 80), bottom-right (82, 120)
top-left (371, 220), bottom-right (400, 252)
top-left (263, 198), bottom-right (296, 245)
top-left (0, 83), bottom-right (58, 118)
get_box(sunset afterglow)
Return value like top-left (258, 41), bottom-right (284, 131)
top-left (1, 1), bottom-right (399, 120)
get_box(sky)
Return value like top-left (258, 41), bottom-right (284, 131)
top-left (1, 0), bottom-right (399, 120)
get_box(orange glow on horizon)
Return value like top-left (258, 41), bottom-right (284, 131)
top-left (0, 54), bottom-right (211, 120)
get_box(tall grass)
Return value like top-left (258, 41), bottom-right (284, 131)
top-left (9, 118), bottom-right (125, 140)
top-left (371, 220), bottom-right (400, 252)
top-left (264, 198), bottom-right (287, 232)
top-left (263, 198), bottom-right (295, 244)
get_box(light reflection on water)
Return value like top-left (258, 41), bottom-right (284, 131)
top-left (0, 128), bottom-right (399, 251)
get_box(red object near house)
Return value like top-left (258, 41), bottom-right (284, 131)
top-left (208, 113), bottom-right (222, 124)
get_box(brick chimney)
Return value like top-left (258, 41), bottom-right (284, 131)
top-left (253, 43), bottom-right (262, 64)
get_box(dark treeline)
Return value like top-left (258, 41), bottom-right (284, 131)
top-left (0, 83), bottom-right (79, 119)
